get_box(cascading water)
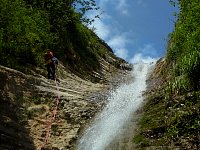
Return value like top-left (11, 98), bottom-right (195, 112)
top-left (77, 62), bottom-right (155, 150)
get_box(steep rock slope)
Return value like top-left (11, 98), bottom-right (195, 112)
top-left (0, 56), bottom-right (131, 150)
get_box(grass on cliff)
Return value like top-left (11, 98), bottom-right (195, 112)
top-left (134, 88), bottom-right (200, 149)
top-left (134, 1), bottom-right (200, 148)
top-left (133, 61), bottom-right (200, 149)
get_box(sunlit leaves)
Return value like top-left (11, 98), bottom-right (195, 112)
top-left (73, 0), bottom-right (100, 25)
top-left (166, 0), bottom-right (200, 91)
top-left (137, 1), bottom-right (200, 148)
top-left (0, 0), bottom-right (53, 66)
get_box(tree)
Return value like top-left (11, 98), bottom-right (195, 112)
top-left (0, 0), bottom-right (53, 67)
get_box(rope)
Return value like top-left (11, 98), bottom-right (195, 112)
top-left (39, 78), bottom-right (61, 149)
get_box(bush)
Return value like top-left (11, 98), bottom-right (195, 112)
top-left (0, 0), bottom-right (53, 68)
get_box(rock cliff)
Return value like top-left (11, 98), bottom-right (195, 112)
top-left (0, 55), bottom-right (132, 150)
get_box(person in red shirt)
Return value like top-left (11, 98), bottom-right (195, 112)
top-left (44, 50), bottom-right (58, 80)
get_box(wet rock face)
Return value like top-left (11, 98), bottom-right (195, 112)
top-left (0, 56), bottom-right (129, 149)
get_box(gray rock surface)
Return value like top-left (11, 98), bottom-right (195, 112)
top-left (0, 57), bottom-right (131, 150)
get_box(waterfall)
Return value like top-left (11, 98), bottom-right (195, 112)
top-left (77, 62), bottom-right (155, 150)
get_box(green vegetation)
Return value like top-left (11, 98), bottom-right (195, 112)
top-left (167, 0), bottom-right (200, 91)
top-left (0, 0), bottom-right (113, 78)
top-left (134, 0), bottom-right (200, 149)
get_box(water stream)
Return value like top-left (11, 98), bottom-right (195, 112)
top-left (77, 62), bottom-right (155, 150)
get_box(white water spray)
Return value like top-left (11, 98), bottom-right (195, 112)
top-left (77, 62), bottom-right (154, 150)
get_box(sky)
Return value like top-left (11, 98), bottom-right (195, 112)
top-left (87, 0), bottom-right (179, 63)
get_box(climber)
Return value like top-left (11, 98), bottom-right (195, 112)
top-left (44, 50), bottom-right (58, 80)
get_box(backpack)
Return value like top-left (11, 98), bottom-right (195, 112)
top-left (52, 57), bottom-right (58, 65)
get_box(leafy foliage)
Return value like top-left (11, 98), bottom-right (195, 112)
top-left (134, 0), bottom-right (200, 149)
top-left (166, 0), bottom-right (200, 91)
top-left (0, 0), bottom-right (110, 78)
top-left (0, 0), bottom-right (53, 68)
